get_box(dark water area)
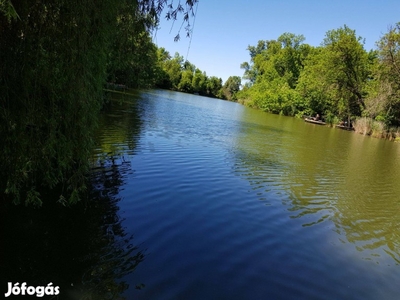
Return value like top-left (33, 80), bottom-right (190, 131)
top-left (2, 89), bottom-right (400, 299)
top-left (1, 166), bottom-right (145, 299)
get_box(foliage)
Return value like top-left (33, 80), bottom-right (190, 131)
top-left (1, 0), bottom-right (117, 205)
top-left (296, 47), bottom-right (337, 115)
top-left (159, 51), bottom-right (184, 89)
top-left (237, 25), bottom-right (400, 131)
top-left (192, 69), bottom-right (207, 93)
top-left (365, 23), bottom-right (400, 125)
top-left (155, 49), bottom-right (225, 98)
top-left (321, 25), bottom-right (371, 117)
top-left (238, 33), bottom-right (310, 115)
top-left (0, 0), bottom-right (198, 205)
top-left (0, 0), bottom-right (18, 21)
top-left (207, 76), bottom-right (224, 98)
top-left (223, 76), bottom-right (241, 101)
top-left (107, 5), bottom-right (160, 88)
top-left (178, 69), bottom-right (194, 92)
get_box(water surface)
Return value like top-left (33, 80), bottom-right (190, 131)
top-left (3, 89), bottom-right (399, 299)
top-left (92, 89), bottom-right (400, 299)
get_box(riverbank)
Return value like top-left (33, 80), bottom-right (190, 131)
top-left (353, 117), bottom-right (400, 141)
top-left (237, 98), bottom-right (400, 142)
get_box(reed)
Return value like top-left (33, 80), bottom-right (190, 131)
top-left (353, 117), bottom-right (372, 135)
top-left (371, 120), bottom-right (386, 138)
top-left (387, 127), bottom-right (400, 142)
top-left (353, 117), bottom-right (400, 141)
top-left (395, 129), bottom-right (400, 142)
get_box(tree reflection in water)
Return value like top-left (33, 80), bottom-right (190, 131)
top-left (2, 154), bottom-right (145, 299)
top-left (232, 113), bottom-right (400, 264)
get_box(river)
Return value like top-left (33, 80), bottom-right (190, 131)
top-left (3, 89), bottom-right (400, 299)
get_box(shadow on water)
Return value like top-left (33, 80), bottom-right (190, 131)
top-left (1, 162), bottom-right (145, 299)
top-left (1, 91), bottom-right (146, 299)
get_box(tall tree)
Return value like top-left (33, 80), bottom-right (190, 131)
top-left (192, 69), bottom-right (207, 94)
top-left (178, 69), bottom-right (194, 92)
top-left (206, 76), bottom-right (223, 98)
top-left (296, 47), bottom-right (337, 116)
top-left (238, 33), bottom-right (309, 115)
top-left (223, 76), bottom-right (241, 100)
top-left (322, 25), bottom-right (371, 117)
top-left (0, 0), bottom-right (199, 205)
top-left (155, 47), bottom-right (172, 88)
top-left (162, 52), bottom-right (184, 89)
top-left (366, 23), bottom-right (400, 125)
top-left (107, 4), bottom-right (160, 88)
top-left (241, 40), bottom-right (267, 84)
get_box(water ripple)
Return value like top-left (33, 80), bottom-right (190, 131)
top-left (90, 90), bottom-right (400, 299)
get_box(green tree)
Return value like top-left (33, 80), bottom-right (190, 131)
top-left (276, 33), bottom-right (309, 88)
top-left (223, 76), bottom-right (241, 100)
top-left (322, 25), bottom-right (371, 117)
top-left (366, 23), bottom-right (400, 125)
top-left (163, 52), bottom-right (184, 89)
top-left (0, 0), bottom-right (198, 206)
top-left (178, 69), bottom-right (194, 92)
top-left (107, 0), bottom-right (166, 88)
top-left (155, 50), bottom-right (226, 99)
top-left (155, 47), bottom-right (172, 88)
top-left (240, 40), bottom-right (267, 84)
top-left (1, 0), bottom-right (120, 205)
top-left (238, 33), bottom-right (310, 115)
top-left (192, 69), bottom-right (207, 94)
top-left (206, 76), bottom-right (223, 98)
top-left (296, 26), bottom-right (373, 121)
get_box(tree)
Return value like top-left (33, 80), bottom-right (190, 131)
top-left (296, 47), bottom-right (337, 116)
top-left (223, 76), bottom-right (241, 100)
top-left (155, 47), bottom-right (172, 88)
top-left (178, 69), bottom-right (194, 92)
top-left (108, 9), bottom-right (160, 88)
top-left (161, 52), bottom-right (184, 89)
top-left (322, 25), bottom-right (371, 117)
top-left (0, 0), bottom-right (199, 205)
top-left (155, 48), bottom-right (226, 98)
top-left (192, 69), bottom-right (207, 94)
top-left (206, 76), bottom-right (223, 98)
top-left (296, 26), bottom-right (372, 121)
top-left (276, 33), bottom-right (308, 88)
top-left (366, 23), bottom-right (400, 125)
top-left (238, 33), bottom-right (310, 115)
top-left (240, 40), bottom-right (270, 84)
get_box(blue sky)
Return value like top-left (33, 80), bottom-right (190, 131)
top-left (152, 0), bottom-right (400, 83)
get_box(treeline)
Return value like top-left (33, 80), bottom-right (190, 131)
top-left (0, 0), bottom-right (199, 205)
top-left (237, 25), bottom-right (400, 137)
top-left (155, 49), bottom-right (221, 97)
top-left (154, 48), bottom-right (241, 100)
top-left (106, 32), bottom-right (244, 100)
